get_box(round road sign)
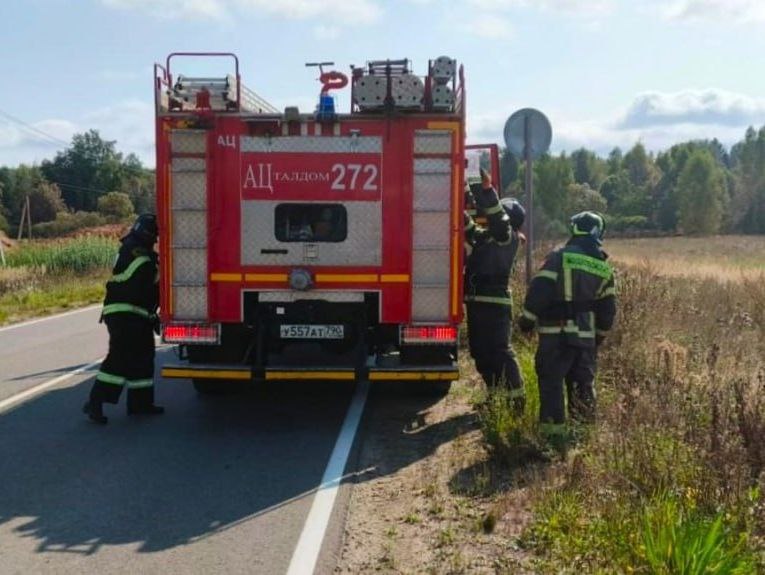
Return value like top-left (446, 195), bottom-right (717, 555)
top-left (503, 108), bottom-right (552, 160)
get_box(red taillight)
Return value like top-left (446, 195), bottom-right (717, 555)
top-left (163, 322), bottom-right (220, 345)
top-left (401, 325), bottom-right (458, 345)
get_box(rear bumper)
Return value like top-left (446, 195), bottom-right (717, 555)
top-left (161, 364), bottom-right (459, 382)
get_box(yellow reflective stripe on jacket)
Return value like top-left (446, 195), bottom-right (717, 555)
top-left (538, 320), bottom-right (595, 338)
top-left (465, 218), bottom-right (476, 231)
top-left (486, 236), bottom-right (514, 247)
top-left (96, 371), bottom-right (125, 386)
top-left (562, 252), bottom-right (611, 280)
top-left (508, 386), bottom-right (525, 399)
top-left (109, 256), bottom-right (151, 283)
top-left (102, 303), bottom-right (152, 318)
top-left (522, 308), bottom-right (538, 321)
top-left (126, 378), bottom-right (153, 389)
top-left (535, 270), bottom-right (558, 281)
top-left (598, 286), bottom-right (616, 298)
top-left (484, 203), bottom-right (503, 215)
top-left (465, 295), bottom-right (513, 306)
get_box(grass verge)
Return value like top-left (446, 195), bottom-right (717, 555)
top-left (473, 263), bottom-right (765, 573)
top-left (0, 271), bottom-right (108, 326)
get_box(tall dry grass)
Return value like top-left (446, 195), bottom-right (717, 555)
top-left (517, 263), bottom-right (765, 572)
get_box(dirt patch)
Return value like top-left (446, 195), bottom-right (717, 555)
top-left (336, 379), bottom-right (535, 574)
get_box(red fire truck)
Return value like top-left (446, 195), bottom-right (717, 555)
top-left (155, 52), bottom-right (498, 392)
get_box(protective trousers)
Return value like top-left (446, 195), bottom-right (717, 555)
top-left (89, 315), bottom-right (156, 411)
top-left (466, 301), bottom-right (524, 396)
top-left (536, 334), bottom-right (597, 427)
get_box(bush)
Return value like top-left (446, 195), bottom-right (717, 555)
top-left (32, 211), bottom-right (106, 238)
top-left (97, 191), bottom-right (134, 222)
top-left (609, 214), bottom-right (650, 232)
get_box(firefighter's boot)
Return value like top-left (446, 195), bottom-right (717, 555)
top-left (127, 387), bottom-right (165, 416)
top-left (82, 401), bottom-right (108, 425)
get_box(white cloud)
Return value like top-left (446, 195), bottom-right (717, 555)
top-left (0, 118), bottom-right (77, 150)
top-left (468, 0), bottom-right (614, 16)
top-left (620, 90), bottom-right (765, 129)
top-left (465, 14), bottom-right (513, 39)
top-left (313, 24), bottom-right (341, 40)
top-left (100, 0), bottom-right (382, 24)
top-left (101, 0), bottom-right (227, 20)
top-left (84, 100), bottom-right (155, 161)
top-left (235, 0), bottom-right (381, 24)
top-left (466, 89), bottom-right (765, 156)
top-left (0, 100), bottom-right (155, 167)
top-left (663, 0), bottom-right (765, 23)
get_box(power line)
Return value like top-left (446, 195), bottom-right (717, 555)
top-left (0, 109), bottom-right (70, 146)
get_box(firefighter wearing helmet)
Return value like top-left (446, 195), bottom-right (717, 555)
top-left (464, 168), bottom-right (526, 410)
top-left (83, 214), bottom-right (164, 424)
top-left (519, 211), bottom-right (616, 439)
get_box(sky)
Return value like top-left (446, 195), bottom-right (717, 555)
top-left (2, 0), bottom-right (765, 167)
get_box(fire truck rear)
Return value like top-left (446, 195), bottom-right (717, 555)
top-left (156, 52), bottom-right (470, 392)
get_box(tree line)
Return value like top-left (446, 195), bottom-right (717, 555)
top-left (0, 130), bottom-right (154, 237)
top-left (3, 125), bottom-right (765, 238)
top-left (498, 125), bottom-right (765, 236)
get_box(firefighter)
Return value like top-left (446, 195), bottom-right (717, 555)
top-left (464, 168), bottom-right (526, 410)
top-left (518, 211), bottom-right (616, 438)
top-left (83, 214), bottom-right (164, 424)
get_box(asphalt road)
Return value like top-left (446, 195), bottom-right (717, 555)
top-left (0, 308), bottom-right (360, 574)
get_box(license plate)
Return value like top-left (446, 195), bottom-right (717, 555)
top-left (279, 324), bottom-right (344, 339)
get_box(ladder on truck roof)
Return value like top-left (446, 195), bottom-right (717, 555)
top-left (155, 52), bottom-right (279, 114)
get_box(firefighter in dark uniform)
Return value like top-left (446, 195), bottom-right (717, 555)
top-left (518, 211), bottom-right (616, 437)
top-left (464, 168), bottom-right (526, 410)
top-left (83, 214), bottom-right (164, 424)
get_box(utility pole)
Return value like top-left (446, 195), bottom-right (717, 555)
top-left (16, 195), bottom-right (32, 240)
top-left (26, 195), bottom-right (32, 239)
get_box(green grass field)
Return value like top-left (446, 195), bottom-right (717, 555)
top-left (0, 236), bottom-right (117, 325)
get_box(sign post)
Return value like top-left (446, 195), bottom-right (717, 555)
top-left (504, 108), bottom-right (552, 284)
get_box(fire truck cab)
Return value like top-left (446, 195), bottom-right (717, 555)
top-left (156, 52), bottom-right (487, 391)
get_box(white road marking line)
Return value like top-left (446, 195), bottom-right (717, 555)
top-left (286, 380), bottom-right (370, 575)
top-left (0, 358), bottom-right (104, 413)
top-left (0, 304), bottom-right (101, 333)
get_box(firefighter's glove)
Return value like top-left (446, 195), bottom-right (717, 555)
top-left (518, 315), bottom-right (535, 334)
top-left (479, 167), bottom-right (492, 188)
top-left (473, 186), bottom-right (500, 212)
top-left (464, 187), bottom-right (475, 210)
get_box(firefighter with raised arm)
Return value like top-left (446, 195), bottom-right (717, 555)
top-left (518, 211), bottom-right (616, 439)
top-left (464, 168), bottom-right (526, 411)
top-left (83, 214), bottom-right (164, 424)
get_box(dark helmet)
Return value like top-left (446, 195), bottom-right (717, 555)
top-left (501, 197), bottom-right (525, 230)
top-left (127, 214), bottom-right (158, 245)
top-left (570, 211), bottom-right (606, 243)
